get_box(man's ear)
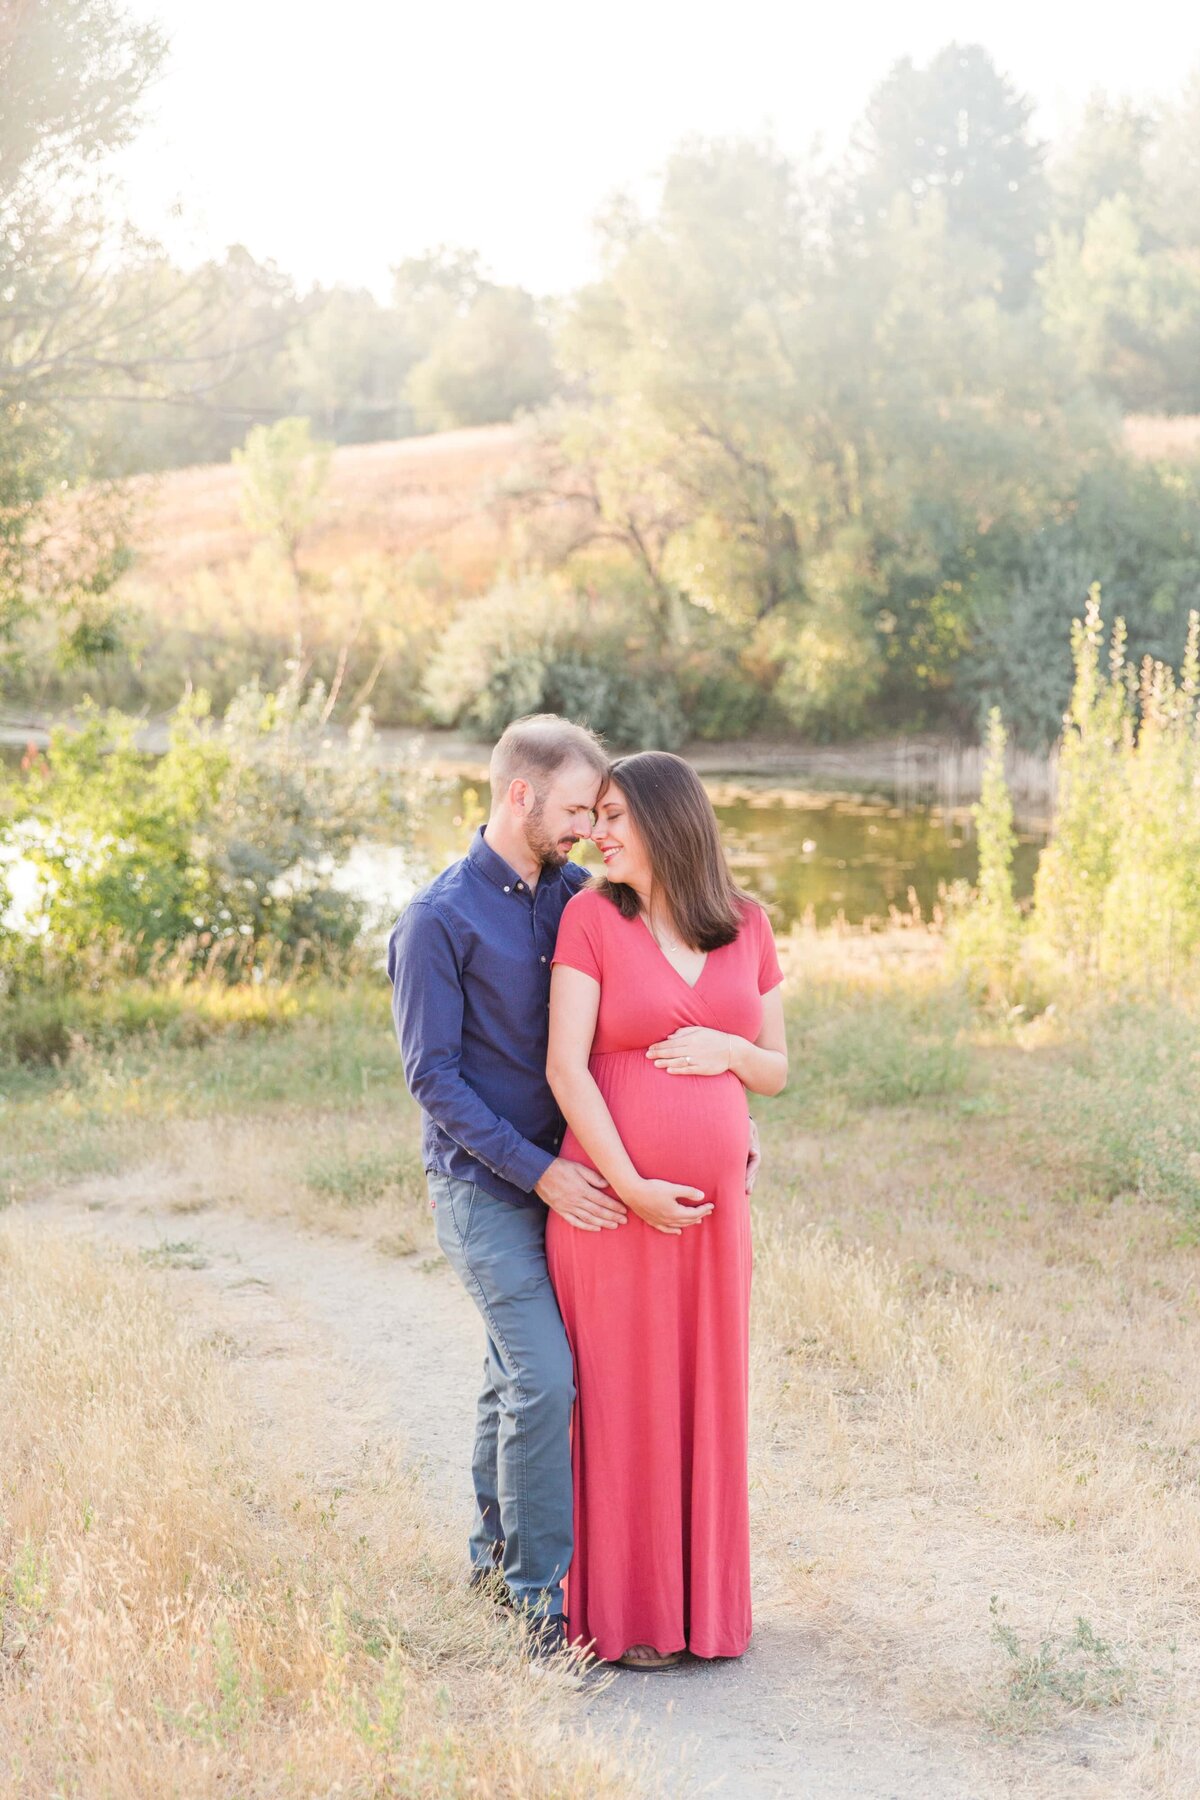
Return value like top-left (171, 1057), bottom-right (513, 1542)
top-left (508, 777), bottom-right (531, 817)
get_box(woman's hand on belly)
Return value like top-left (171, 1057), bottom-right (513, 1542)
top-left (647, 1026), bottom-right (732, 1076)
top-left (623, 1176), bottom-right (715, 1237)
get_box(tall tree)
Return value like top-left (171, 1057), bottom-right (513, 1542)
top-left (1150, 66), bottom-right (1200, 249)
top-left (0, 2), bottom-right (298, 665)
top-left (1, 0), bottom-right (165, 661)
top-left (849, 43), bottom-right (1048, 306)
top-left (1049, 92), bottom-right (1155, 239)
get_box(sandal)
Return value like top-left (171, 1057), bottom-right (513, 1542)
top-left (614, 1643), bottom-right (686, 1669)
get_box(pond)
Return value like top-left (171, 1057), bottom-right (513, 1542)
top-left (341, 777), bottom-right (1046, 932)
top-left (0, 737), bottom-right (1047, 934)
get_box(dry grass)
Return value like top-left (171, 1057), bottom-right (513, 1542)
top-left (14, 424), bottom-right (527, 720)
top-left (7, 927), bottom-right (1200, 1791)
top-left (0, 1215), bottom-right (641, 1799)
top-left (125, 424), bottom-right (521, 589)
top-left (745, 927), bottom-right (1200, 1791)
top-left (1123, 415), bottom-right (1200, 463)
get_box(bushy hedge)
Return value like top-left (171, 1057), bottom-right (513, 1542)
top-left (0, 669), bottom-right (409, 979)
top-left (422, 576), bottom-right (767, 748)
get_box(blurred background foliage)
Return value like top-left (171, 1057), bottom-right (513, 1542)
top-left (6, 12), bottom-right (1200, 750)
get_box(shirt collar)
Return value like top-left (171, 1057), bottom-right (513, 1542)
top-left (467, 825), bottom-right (537, 896)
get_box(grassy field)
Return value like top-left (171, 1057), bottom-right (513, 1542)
top-left (120, 415), bottom-right (1200, 589)
top-left (0, 1213), bottom-right (635, 1798)
top-left (6, 413), bottom-right (1196, 730)
top-left (124, 423), bottom-right (521, 590)
top-left (4, 927), bottom-right (1200, 1792)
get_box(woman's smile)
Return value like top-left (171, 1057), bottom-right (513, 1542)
top-left (598, 842), bottom-right (623, 866)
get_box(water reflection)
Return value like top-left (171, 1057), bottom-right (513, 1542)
top-left (0, 756), bottom-right (1046, 936)
top-left (368, 779), bottom-right (1045, 931)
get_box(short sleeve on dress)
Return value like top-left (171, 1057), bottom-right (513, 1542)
top-left (755, 904), bottom-right (784, 994)
top-left (552, 890), bottom-right (604, 983)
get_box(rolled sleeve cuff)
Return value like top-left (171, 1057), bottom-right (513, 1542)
top-left (503, 1140), bottom-right (555, 1196)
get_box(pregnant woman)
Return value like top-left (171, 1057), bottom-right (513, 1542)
top-left (545, 751), bottom-right (787, 1668)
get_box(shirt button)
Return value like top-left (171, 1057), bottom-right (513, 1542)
top-left (540, 955), bottom-right (546, 963)
top-left (503, 885), bottom-right (510, 892)
top-left (516, 882), bottom-right (524, 890)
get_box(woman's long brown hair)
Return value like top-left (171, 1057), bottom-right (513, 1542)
top-left (591, 751), bottom-right (750, 950)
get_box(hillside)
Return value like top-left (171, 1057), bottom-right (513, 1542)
top-left (124, 422), bottom-right (524, 593)
top-left (123, 415), bottom-right (1196, 592)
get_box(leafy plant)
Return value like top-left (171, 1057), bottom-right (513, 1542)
top-left (986, 1597), bottom-right (1133, 1734)
top-left (1, 665), bottom-right (407, 975)
top-left (422, 576), bottom-right (687, 748)
top-left (949, 708), bottom-right (1023, 1003)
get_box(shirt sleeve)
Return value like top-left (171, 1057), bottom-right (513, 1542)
top-left (387, 900), bottom-right (554, 1195)
top-left (755, 904), bottom-right (785, 994)
top-left (551, 892), bottom-right (604, 983)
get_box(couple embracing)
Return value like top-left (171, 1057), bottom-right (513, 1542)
top-left (387, 715), bottom-right (788, 1669)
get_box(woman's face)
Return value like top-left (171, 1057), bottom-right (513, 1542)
top-left (591, 781), bottom-right (652, 891)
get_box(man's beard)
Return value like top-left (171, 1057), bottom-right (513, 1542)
top-left (525, 794), bottom-right (574, 869)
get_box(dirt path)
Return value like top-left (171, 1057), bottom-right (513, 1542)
top-left (24, 1183), bottom-right (1033, 1798)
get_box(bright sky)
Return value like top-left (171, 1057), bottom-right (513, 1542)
top-left (112, 0), bottom-right (1197, 299)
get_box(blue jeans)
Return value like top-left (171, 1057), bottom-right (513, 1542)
top-left (429, 1174), bottom-right (574, 1619)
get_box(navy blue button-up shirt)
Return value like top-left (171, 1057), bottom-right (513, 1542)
top-left (386, 826), bottom-right (590, 1208)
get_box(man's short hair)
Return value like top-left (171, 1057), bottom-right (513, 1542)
top-left (489, 714), bottom-right (608, 801)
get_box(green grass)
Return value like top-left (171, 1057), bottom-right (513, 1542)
top-left (1018, 1002), bottom-right (1200, 1215)
top-left (0, 978), bottom-right (406, 1202)
top-left (303, 1143), bottom-right (427, 1212)
top-left (985, 1598), bottom-right (1135, 1734)
top-left (0, 973), bottom-right (309, 1066)
top-left (7, 963), bottom-right (1200, 1240)
top-left (770, 979), bottom-right (973, 1128)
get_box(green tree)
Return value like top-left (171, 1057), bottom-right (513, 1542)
top-left (551, 132), bottom-right (1098, 731)
top-left (1150, 66), bottom-right (1200, 249)
top-left (84, 246), bottom-right (306, 475)
top-left (232, 417), bottom-right (332, 597)
top-left (848, 43), bottom-right (1048, 305)
top-left (0, 0), bottom-right (165, 663)
top-left (1, 4), bottom-right (302, 667)
top-left (287, 284), bottom-right (413, 442)
top-left (1050, 93), bottom-right (1155, 238)
top-left (408, 286), bottom-right (556, 430)
top-left (558, 137), bottom-right (820, 629)
top-left (1039, 195), bottom-right (1200, 411)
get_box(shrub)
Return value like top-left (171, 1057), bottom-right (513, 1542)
top-left (1030, 1003), bottom-right (1200, 1212)
top-left (0, 666), bottom-right (410, 974)
top-left (1028, 592), bottom-right (1200, 989)
top-left (958, 460), bottom-right (1200, 747)
top-left (422, 577), bottom-right (687, 748)
top-left (948, 708), bottom-right (1024, 1004)
top-left (751, 587), bottom-right (884, 741)
top-left (1029, 590), bottom-right (1131, 973)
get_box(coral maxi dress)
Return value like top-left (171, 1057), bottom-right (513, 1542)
top-left (546, 887), bottom-right (784, 1661)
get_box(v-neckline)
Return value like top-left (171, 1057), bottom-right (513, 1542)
top-left (636, 912), bottom-right (709, 991)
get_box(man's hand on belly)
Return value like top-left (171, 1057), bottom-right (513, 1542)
top-left (536, 1159), bottom-right (628, 1232)
top-left (746, 1116), bottom-right (762, 1193)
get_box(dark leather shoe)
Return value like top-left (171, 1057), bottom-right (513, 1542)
top-left (467, 1566), bottom-right (513, 1608)
top-left (524, 1614), bottom-right (568, 1660)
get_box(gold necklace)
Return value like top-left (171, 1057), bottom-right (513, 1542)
top-left (646, 913), bottom-right (686, 954)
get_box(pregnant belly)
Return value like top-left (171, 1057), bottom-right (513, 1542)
top-left (562, 1048), bottom-right (750, 1197)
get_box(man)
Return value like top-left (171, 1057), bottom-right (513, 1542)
top-left (386, 714), bottom-right (619, 1658)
